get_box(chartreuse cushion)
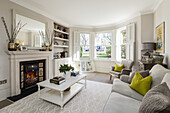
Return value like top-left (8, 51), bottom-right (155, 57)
top-left (129, 72), bottom-right (152, 96)
top-left (114, 64), bottom-right (124, 72)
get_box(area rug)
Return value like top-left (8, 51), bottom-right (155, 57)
top-left (0, 80), bottom-right (112, 113)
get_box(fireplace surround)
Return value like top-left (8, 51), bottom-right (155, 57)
top-left (8, 51), bottom-right (53, 96)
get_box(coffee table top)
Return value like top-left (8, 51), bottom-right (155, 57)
top-left (37, 74), bottom-right (86, 92)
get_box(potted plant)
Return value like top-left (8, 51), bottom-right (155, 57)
top-left (1, 17), bottom-right (26, 51)
top-left (59, 64), bottom-right (74, 79)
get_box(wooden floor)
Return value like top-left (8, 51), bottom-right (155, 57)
top-left (0, 72), bottom-right (113, 109)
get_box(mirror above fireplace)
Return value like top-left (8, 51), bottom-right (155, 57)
top-left (15, 13), bottom-right (46, 49)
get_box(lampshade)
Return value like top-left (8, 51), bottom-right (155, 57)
top-left (141, 42), bottom-right (156, 51)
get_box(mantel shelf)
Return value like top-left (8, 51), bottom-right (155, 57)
top-left (7, 51), bottom-right (53, 55)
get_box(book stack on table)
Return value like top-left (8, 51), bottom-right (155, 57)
top-left (50, 76), bottom-right (65, 85)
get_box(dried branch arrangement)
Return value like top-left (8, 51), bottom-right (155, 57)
top-left (1, 17), bottom-right (27, 43)
top-left (39, 29), bottom-right (54, 46)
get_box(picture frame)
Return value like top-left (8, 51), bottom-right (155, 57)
top-left (156, 22), bottom-right (165, 53)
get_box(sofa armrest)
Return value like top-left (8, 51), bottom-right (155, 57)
top-left (121, 69), bottom-right (131, 75)
top-left (120, 75), bottom-right (130, 83)
top-left (112, 66), bottom-right (115, 71)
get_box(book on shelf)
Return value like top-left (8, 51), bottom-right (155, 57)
top-left (50, 76), bottom-right (65, 85)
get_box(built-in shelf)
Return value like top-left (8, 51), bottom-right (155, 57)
top-left (54, 29), bottom-right (69, 35)
top-left (54, 37), bottom-right (69, 41)
top-left (53, 45), bottom-right (69, 48)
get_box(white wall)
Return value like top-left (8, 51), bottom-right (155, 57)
top-left (0, 0), bottom-right (54, 101)
top-left (141, 14), bottom-right (154, 42)
top-left (154, 0), bottom-right (170, 67)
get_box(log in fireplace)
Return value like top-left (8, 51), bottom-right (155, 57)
top-left (20, 60), bottom-right (46, 92)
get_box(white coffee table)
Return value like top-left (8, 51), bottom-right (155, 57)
top-left (37, 74), bottom-right (86, 109)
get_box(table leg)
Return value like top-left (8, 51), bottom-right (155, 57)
top-left (85, 76), bottom-right (87, 89)
top-left (38, 85), bottom-right (40, 98)
top-left (60, 91), bottom-right (64, 109)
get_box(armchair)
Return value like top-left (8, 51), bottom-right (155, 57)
top-left (110, 60), bottom-right (134, 79)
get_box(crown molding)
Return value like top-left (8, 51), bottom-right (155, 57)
top-left (152, 0), bottom-right (164, 12)
top-left (10, 0), bottom-right (71, 27)
top-left (10, 0), bottom-right (164, 29)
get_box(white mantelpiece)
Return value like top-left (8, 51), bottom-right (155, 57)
top-left (7, 51), bottom-right (53, 96)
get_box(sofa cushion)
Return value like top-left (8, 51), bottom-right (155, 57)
top-left (149, 64), bottom-right (170, 88)
top-left (128, 70), bottom-right (149, 83)
top-left (139, 82), bottom-right (170, 113)
top-left (112, 79), bottom-right (143, 101)
top-left (161, 73), bottom-right (170, 89)
top-left (114, 63), bottom-right (124, 72)
top-left (103, 92), bottom-right (141, 113)
top-left (129, 72), bottom-right (152, 96)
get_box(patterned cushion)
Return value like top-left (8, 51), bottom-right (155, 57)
top-left (139, 82), bottom-right (170, 113)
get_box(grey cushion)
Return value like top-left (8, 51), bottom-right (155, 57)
top-left (139, 82), bottom-right (170, 113)
top-left (120, 75), bottom-right (130, 83)
top-left (103, 92), bottom-right (141, 113)
top-left (121, 60), bottom-right (134, 70)
top-left (161, 73), bottom-right (170, 89)
top-left (128, 70), bottom-right (149, 83)
top-left (112, 79), bottom-right (143, 101)
top-left (150, 64), bottom-right (170, 88)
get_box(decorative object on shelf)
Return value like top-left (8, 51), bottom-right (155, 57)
top-left (59, 64), bottom-right (74, 79)
top-left (39, 29), bottom-right (54, 51)
top-left (1, 17), bottom-right (26, 51)
top-left (15, 39), bottom-right (20, 51)
top-left (57, 52), bottom-right (61, 59)
top-left (156, 22), bottom-right (165, 53)
top-left (62, 42), bottom-right (66, 45)
top-left (153, 55), bottom-right (164, 64)
top-left (141, 42), bottom-right (156, 63)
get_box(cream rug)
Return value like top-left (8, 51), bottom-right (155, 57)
top-left (0, 80), bottom-right (112, 113)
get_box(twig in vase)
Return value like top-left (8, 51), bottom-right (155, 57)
top-left (1, 17), bottom-right (11, 41)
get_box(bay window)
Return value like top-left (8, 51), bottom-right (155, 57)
top-left (95, 32), bottom-right (112, 59)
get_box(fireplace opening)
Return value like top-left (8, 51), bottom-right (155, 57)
top-left (20, 60), bottom-right (46, 93)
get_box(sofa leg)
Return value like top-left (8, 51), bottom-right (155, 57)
top-left (110, 75), bottom-right (112, 80)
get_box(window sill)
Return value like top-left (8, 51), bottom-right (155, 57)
top-left (94, 59), bottom-right (115, 62)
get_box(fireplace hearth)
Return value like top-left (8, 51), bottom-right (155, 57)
top-left (20, 60), bottom-right (46, 92)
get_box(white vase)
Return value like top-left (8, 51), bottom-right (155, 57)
top-left (64, 71), bottom-right (71, 79)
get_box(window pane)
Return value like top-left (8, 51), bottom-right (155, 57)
top-left (121, 45), bottom-right (126, 59)
top-left (80, 46), bottom-right (90, 58)
top-left (86, 61), bottom-right (92, 71)
top-left (95, 33), bottom-right (112, 46)
top-left (121, 29), bottom-right (127, 44)
top-left (80, 34), bottom-right (90, 45)
top-left (96, 46), bottom-right (111, 58)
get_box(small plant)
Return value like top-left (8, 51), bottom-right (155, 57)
top-left (59, 64), bottom-right (74, 74)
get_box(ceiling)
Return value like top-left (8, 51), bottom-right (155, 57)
top-left (10, 0), bottom-right (162, 27)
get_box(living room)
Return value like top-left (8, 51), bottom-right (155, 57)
top-left (0, 0), bottom-right (170, 113)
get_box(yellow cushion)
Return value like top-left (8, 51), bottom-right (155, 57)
top-left (114, 64), bottom-right (124, 72)
top-left (129, 72), bottom-right (152, 96)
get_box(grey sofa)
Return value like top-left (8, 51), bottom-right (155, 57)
top-left (103, 64), bottom-right (170, 113)
top-left (110, 60), bottom-right (134, 79)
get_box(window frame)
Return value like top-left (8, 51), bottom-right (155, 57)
top-left (79, 32), bottom-right (91, 60)
top-left (94, 31), bottom-right (113, 61)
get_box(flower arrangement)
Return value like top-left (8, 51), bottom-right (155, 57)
top-left (1, 17), bottom-right (26, 43)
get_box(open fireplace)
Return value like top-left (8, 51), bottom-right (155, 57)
top-left (20, 60), bottom-right (46, 92)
